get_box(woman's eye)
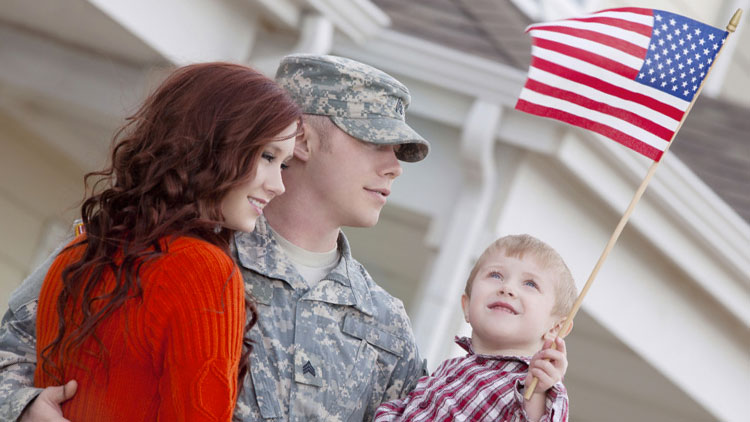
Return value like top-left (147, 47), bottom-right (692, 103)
top-left (262, 152), bottom-right (275, 162)
top-left (281, 162), bottom-right (290, 170)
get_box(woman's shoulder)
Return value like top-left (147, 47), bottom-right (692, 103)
top-left (163, 236), bottom-right (234, 262)
top-left (151, 236), bottom-right (236, 278)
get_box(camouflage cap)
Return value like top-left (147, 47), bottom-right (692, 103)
top-left (275, 54), bottom-right (430, 162)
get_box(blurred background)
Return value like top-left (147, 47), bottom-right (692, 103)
top-left (1, 0), bottom-right (748, 420)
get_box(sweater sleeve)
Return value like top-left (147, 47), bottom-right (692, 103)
top-left (145, 239), bottom-right (246, 422)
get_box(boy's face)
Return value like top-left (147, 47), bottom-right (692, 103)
top-left (461, 251), bottom-right (562, 356)
top-left (305, 123), bottom-right (403, 228)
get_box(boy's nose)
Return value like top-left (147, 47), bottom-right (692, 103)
top-left (498, 285), bottom-right (515, 297)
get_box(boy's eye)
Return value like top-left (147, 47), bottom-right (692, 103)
top-left (524, 280), bottom-right (539, 289)
top-left (488, 271), bottom-right (503, 280)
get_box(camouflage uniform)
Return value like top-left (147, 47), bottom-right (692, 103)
top-left (234, 218), bottom-right (425, 421)
top-left (0, 54), bottom-right (430, 421)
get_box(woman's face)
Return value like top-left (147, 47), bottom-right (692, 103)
top-left (220, 122), bottom-right (297, 232)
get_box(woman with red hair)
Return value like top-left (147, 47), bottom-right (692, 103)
top-left (33, 62), bottom-right (301, 421)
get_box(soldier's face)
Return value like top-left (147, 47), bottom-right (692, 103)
top-left (307, 125), bottom-right (403, 228)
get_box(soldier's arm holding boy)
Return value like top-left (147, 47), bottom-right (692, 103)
top-left (0, 237), bottom-right (75, 422)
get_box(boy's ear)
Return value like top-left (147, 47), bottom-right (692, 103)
top-left (547, 318), bottom-right (573, 340)
top-left (460, 294), bottom-right (470, 323)
top-left (293, 122), bottom-right (311, 162)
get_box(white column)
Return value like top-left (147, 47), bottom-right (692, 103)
top-left (411, 100), bottom-right (502, 367)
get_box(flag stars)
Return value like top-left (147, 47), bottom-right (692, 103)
top-left (699, 38), bottom-right (705, 45)
top-left (657, 63), bottom-right (664, 70)
top-left (661, 81), bottom-right (668, 87)
top-left (682, 23), bottom-right (689, 30)
top-left (674, 28), bottom-right (681, 36)
top-left (669, 18), bottom-right (676, 26)
top-left (687, 33), bottom-right (693, 40)
top-left (695, 28), bottom-right (701, 35)
top-left (667, 33), bottom-right (673, 41)
top-left (662, 23), bottom-right (668, 30)
top-left (709, 33), bottom-right (715, 40)
top-left (655, 28), bottom-right (661, 36)
top-left (680, 72), bottom-right (686, 78)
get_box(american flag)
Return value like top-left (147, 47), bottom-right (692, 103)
top-left (515, 8), bottom-right (728, 161)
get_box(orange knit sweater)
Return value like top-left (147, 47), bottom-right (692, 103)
top-left (34, 236), bottom-right (245, 421)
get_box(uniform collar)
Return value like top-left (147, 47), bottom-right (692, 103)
top-left (234, 217), bottom-right (375, 316)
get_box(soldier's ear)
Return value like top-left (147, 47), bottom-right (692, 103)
top-left (294, 121), bottom-right (311, 162)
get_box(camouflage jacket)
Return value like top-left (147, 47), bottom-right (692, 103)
top-left (233, 218), bottom-right (426, 421)
top-left (0, 218), bottom-right (426, 421)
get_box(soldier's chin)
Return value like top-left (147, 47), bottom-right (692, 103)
top-left (346, 212), bottom-right (381, 229)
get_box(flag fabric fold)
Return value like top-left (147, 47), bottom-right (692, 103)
top-left (515, 8), bottom-right (728, 161)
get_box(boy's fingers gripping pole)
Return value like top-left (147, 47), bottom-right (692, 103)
top-left (523, 8), bottom-right (742, 401)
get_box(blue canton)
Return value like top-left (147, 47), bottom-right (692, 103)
top-left (637, 10), bottom-right (728, 101)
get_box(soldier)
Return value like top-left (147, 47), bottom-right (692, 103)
top-left (0, 54), bottom-right (430, 421)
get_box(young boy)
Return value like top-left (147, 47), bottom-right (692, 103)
top-left (375, 234), bottom-right (578, 422)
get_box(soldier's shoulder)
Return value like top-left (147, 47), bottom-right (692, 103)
top-left (350, 258), bottom-right (409, 319)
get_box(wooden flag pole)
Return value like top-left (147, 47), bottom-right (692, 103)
top-left (524, 8), bottom-right (743, 400)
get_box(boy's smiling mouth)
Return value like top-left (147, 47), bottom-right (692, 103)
top-left (487, 301), bottom-right (518, 315)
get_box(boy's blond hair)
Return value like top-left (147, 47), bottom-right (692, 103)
top-left (464, 234), bottom-right (577, 317)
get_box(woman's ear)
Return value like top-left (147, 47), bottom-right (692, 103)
top-left (293, 121), bottom-right (311, 162)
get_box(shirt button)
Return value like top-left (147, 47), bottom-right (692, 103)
top-left (446, 376), bottom-right (456, 383)
top-left (418, 401), bottom-right (429, 409)
top-left (476, 357), bottom-right (486, 364)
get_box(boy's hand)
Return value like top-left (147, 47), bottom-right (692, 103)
top-left (525, 337), bottom-right (567, 394)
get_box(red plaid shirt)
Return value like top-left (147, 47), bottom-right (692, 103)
top-left (374, 337), bottom-right (568, 422)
